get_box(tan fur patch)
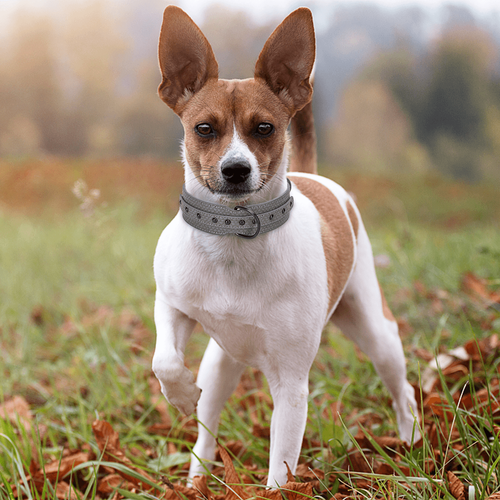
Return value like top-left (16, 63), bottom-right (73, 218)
top-left (346, 200), bottom-right (359, 241)
top-left (379, 284), bottom-right (396, 322)
top-left (291, 176), bottom-right (355, 316)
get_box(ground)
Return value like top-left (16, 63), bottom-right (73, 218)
top-left (0, 158), bottom-right (499, 499)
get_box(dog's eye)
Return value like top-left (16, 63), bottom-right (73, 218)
top-left (255, 123), bottom-right (274, 137)
top-left (195, 123), bottom-right (214, 137)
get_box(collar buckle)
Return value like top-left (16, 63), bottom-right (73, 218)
top-left (234, 206), bottom-right (261, 239)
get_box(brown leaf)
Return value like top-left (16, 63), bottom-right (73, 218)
top-left (37, 452), bottom-right (91, 483)
top-left (147, 423), bottom-right (172, 436)
top-left (461, 272), bottom-right (500, 306)
top-left (191, 475), bottom-right (211, 499)
top-left (442, 360), bottom-right (469, 380)
top-left (54, 481), bottom-right (79, 500)
top-left (262, 481), bottom-right (314, 500)
top-left (487, 493), bottom-right (500, 499)
top-left (217, 444), bottom-right (249, 500)
top-left (252, 423), bottom-right (271, 438)
top-left (424, 393), bottom-right (450, 418)
top-left (448, 471), bottom-right (465, 500)
top-left (343, 450), bottom-right (374, 473)
top-left (92, 419), bottom-right (160, 493)
top-left (0, 396), bottom-right (33, 431)
top-left (284, 462), bottom-right (295, 483)
top-left (354, 430), bottom-right (402, 456)
top-left (295, 463), bottom-right (325, 481)
top-left (92, 420), bottom-right (123, 459)
top-left (163, 482), bottom-right (198, 500)
top-left (413, 348), bottom-right (434, 362)
top-left (30, 306), bottom-right (45, 326)
top-left (97, 474), bottom-right (134, 495)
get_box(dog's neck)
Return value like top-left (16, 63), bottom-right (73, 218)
top-left (182, 142), bottom-right (290, 208)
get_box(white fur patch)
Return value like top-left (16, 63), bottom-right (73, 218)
top-left (218, 126), bottom-right (260, 189)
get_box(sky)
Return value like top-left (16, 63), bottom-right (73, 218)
top-left (1, 0), bottom-right (500, 19)
top-left (180, 0), bottom-right (500, 24)
top-left (1, 0), bottom-right (499, 38)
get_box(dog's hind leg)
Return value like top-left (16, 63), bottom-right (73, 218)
top-left (331, 221), bottom-right (420, 443)
top-left (188, 338), bottom-right (246, 479)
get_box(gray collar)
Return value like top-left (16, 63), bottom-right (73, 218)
top-left (179, 179), bottom-right (294, 239)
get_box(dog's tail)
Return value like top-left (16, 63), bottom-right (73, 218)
top-left (289, 71), bottom-right (317, 175)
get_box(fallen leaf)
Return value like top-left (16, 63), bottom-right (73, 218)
top-left (461, 272), bottom-right (500, 307)
top-left (55, 481), bottom-right (79, 500)
top-left (295, 463), bottom-right (325, 481)
top-left (92, 420), bottom-right (124, 460)
top-left (448, 471), bottom-right (465, 500)
top-left (30, 306), bottom-right (45, 326)
top-left (97, 474), bottom-right (134, 495)
top-left (262, 482), bottom-right (314, 500)
top-left (218, 444), bottom-right (249, 500)
top-left (413, 348), bottom-right (434, 362)
top-left (191, 475), bottom-right (211, 499)
top-left (0, 396), bottom-right (33, 431)
top-left (284, 462), bottom-right (295, 483)
top-left (92, 419), bottom-right (160, 493)
top-left (38, 452), bottom-right (91, 483)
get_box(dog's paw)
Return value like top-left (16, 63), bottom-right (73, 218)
top-left (163, 376), bottom-right (201, 416)
top-left (153, 359), bottom-right (201, 415)
top-left (188, 457), bottom-right (211, 479)
top-left (394, 382), bottom-right (421, 444)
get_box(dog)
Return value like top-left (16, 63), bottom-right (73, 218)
top-left (152, 6), bottom-right (420, 486)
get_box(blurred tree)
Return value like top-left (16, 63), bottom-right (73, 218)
top-left (200, 5), bottom-right (273, 79)
top-left (325, 80), bottom-right (429, 173)
top-left (363, 25), bottom-right (500, 180)
top-left (421, 28), bottom-right (498, 179)
top-left (420, 28), bottom-right (496, 145)
top-left (117, 63), bottom-right (182, 157)
top-left (60, 0), bottom-right (128, 155)
top-left (363, 47), bottom-right (425, 129)
top-left (0, 10), bottom-right (61, 155)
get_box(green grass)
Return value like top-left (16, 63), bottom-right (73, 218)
top-left (1, 170), bottom-right (500, 499)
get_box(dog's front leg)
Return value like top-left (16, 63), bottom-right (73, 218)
top-left (266, 372), bottom-right (310, 486)
top-left (189, 338), bottom-right (246, 478)
top-left (152, 291), bottom-right (199, 415)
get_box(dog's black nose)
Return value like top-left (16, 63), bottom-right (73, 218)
top-left (221, 162), bottom-right (251, 184)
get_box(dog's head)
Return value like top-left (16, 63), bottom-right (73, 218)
top-left (158, 6), bottom-right (315, 203)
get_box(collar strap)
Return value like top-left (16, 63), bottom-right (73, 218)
top-left (179, 179), bottom-right (294, 238)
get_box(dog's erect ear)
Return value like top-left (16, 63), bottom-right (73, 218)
top-left (158, 6), bottom-right (218, 114)
top-left (254, 8), bottom-right (315, 115)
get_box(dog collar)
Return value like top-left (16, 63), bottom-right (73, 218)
top-left (179, 179), bottom-right (294, 239)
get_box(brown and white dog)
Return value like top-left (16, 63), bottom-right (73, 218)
top-left (152, 6), bottom-right (419, 486)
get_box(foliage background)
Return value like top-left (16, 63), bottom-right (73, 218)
top-left (1, 0), bottom-right (500, 498)
top-left (1, 0), bottom-right (500, 182)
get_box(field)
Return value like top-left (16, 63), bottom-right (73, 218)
top-left (1, 158), bottom-right (500, 499)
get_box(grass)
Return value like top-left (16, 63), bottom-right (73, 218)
top-left (0, 159), bottom-right (499, 499)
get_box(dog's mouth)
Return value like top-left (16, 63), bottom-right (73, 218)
top-left (202, 165), bottom-right (265, 202)
top-left (205, 179), bottom-right (262, 202)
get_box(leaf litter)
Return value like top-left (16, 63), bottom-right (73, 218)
top-left (1, 271), bottom-right (500, 499)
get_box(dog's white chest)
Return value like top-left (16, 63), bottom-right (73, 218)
top-left (154, 205), bottom-right (329, 366)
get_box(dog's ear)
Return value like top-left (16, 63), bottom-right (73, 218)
top-left (254, 8), bottom-right (315, 115)
top-left (158, 6), bottom-right (218, 114)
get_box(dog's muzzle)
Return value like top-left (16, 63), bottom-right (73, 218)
top-left (179, 179), bottom-right (294, 238)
